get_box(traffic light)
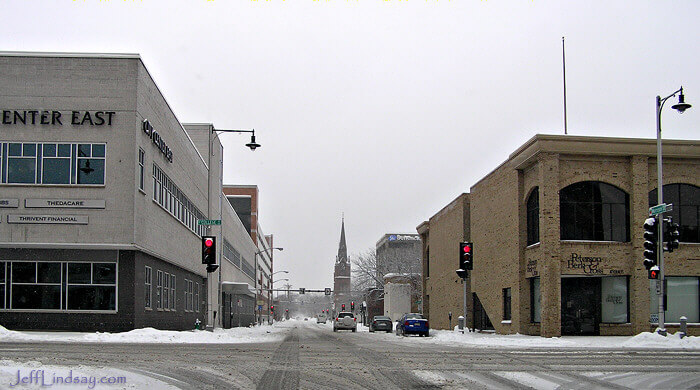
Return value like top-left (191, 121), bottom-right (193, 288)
top-left (342, 304), bottom-right (345, 311)
top-left (351, 302), bottom-right (355, 311)
top-left (460, 242), bottom-right (473, 270)
top-left (202, 236), bottom-right (216, 265)
top-left (270, 305), bottom-right (274, 313)
top-left (664, 217), bottom-right (680, 253)
top-left (643, 217), bottom-right (657, 270)
top-left (648, 266), bottom-right (660, 280)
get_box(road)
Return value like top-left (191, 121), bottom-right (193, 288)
top-left (1, 321), bottom-right (699, 389)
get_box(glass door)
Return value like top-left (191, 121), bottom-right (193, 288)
top-left (561, 277), bottom-right (601, 335)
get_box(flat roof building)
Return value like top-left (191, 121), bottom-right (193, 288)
top-left (0, 52), bottom-right (262, 331)
top-left (420, 134), bottom-right (700, 337)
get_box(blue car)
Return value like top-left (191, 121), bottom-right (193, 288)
top-left (395, 313), bottom-right (429, 337)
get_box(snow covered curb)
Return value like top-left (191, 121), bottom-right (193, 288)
top-left (0, 322), bottom-right (291, 344)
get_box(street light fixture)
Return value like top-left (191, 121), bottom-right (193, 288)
top-left (654, 86), bottom-right (691, 336)
top-left (212, 128), bottom-right (261, 151)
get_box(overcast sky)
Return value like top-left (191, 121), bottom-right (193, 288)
top-left (2, 0), bottom-right (698, 290)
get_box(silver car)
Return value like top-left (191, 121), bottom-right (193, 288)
top-left (333, 312), bottom-right (357, 332)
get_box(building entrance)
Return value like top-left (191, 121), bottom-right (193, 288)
top-left (561, 277), bottom-right (601, 335)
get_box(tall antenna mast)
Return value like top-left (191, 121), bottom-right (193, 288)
top-left (562, 36), bottom-right (568, 135)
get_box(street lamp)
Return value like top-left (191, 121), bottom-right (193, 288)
top-left (654, 86), bottom-right (691, 336)
top-left (212, 128), bottom-right (261, 151)
top-left (255, 247), bottom-right (283, 324)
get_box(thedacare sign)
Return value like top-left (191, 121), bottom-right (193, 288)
top-left (142, 119), bottom-right (173, 163)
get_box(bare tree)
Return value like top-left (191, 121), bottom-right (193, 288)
top-left (350, 247), bottom-right (422, 305)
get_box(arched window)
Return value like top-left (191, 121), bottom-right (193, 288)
top-left (649, 184), bottom-right (700, 243)
top-left (526, 187), bottom-right (539, 245)
top-left (560, 181), bottom-right (629, 242)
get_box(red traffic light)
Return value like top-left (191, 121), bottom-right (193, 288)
top-left (463, 245), bottom-right (471, 253)
top-left (649, 269), bottom-right (659, 280)
top-left (204, 238), bottom-right (214, 248)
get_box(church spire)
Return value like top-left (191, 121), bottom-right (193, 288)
top-left (336, 216), bottom-right (347, 264)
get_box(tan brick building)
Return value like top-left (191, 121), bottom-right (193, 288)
top-left (420, 134), bottom-right (700, 337)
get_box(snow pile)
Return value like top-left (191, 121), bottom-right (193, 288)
top-left (395, 328), bottom-right (700, 350)
top-left (0, 323), bottom-right (289, 344)
top-left (622, 331), bottom-right (699, 349)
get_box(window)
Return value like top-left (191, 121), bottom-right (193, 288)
top-left (153, 164), bottom-right (206, 236)
top-left (649, 184), bottom-right (700, 243)
top-left (1, 142), bottom-right (105, 185)
top-left (138, 148), bottom-right (145, 191)
top-left (5, 261), bottom-right (115, 311)
top-left (11, 262), bottom-right (61, 310)
top-left (656, 277), bottom-right (699, 323)
top-left (425, 248), bottom-right (430, 278)
top-left (76, 144), bottom-right (105, 185)
top-left (601, 276), bottom-right (628, 323)
top-left (156, 270), bottom-right (163, 310)
top-left (7, 143), bottom-right (37, 183)
top-left (41, 143), bottom-right (71, 184)
top-left (526, 187), bottom-right (540, 245)
top-left (503, 288), bottom-right (512, 321)
top-left (194, 282), bottom-right (200, 312)
top-left (0, 262), bottom-right (5, 309)
top-left (530, 278), bottom-right (540, 323)
top-left (170, 274), bottom-right (176, 311)
top-left (145, 266), bottom-right (152, 309)
top-left (560, 181), bottom-right (629, 242)
top-left (163, 272), bottom-right (170, 310)
top-left (67, 263), bottom-right (116, 310)
top-left (185, 279), bottom-right (193, 312)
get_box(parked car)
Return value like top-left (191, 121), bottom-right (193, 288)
top-left (333, 312), bottom-right (357, 332)
top-left (369, 316), bottom-right (393, 333)
top-left (395, 313), bottom-right (429, 337)
top-left (317, 313), bottom-right (327, 324)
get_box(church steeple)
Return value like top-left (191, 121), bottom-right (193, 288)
top-left (336, 216), bottom-right (347, 264)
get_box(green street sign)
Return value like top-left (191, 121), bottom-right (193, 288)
top-left (198, 219), bottom-right (221, 226)
top-left (649, 203), bottom-right (672, 216)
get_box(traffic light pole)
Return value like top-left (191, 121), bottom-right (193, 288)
top-left (655, 94), bottom-right (666, 336)
top-left (463, 275), bottom-right (468, 333)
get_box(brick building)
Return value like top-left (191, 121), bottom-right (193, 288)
top-left (419, 134), bottom-right (700, 337)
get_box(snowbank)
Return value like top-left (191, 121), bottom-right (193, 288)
top-left (392, 328), bottom-right (700, 350)
top-left (0, 322), bottom-right (289, 344)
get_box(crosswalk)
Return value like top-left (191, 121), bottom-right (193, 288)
top-left (413, 369), bottom-right (700, 389)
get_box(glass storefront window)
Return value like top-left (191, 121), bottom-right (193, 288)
top-left (12, 262), bottom-right (36, 283)
top-left (68, 263), bottom-right (92, 284)
top-left (67, 286), bottom-right (115, 310)
top-left (601, 276), bottom-right (629, 323)
top-left (667, 277), bottom-right (699, 323)
top-left (4, 261), bottom-right (116, 311)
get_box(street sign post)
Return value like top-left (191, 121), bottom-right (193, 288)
top-left (198, 219), bottom-right (221, 226)
top-left (649, 203), bottom-right (672, 216)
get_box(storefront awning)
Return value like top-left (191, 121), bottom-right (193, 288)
top-left (221, 282), bottom-right (256, 298)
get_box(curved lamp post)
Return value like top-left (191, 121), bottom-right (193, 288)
top-left (655, 87), bottom-right (691, 335)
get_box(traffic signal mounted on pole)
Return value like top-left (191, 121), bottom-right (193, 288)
top-left (202, 236), bottom-right (216, 265)
top-left (663, 217), bottom-right (680, 253)
top-left (648, 266), bottom-right (660, 280)
top-left (460, 242), bottom-right (473, 270)
top-left (643, 217), bottom-right (657, 270)
top-left (342, 304), bottom-right (345, 311)
top-left (351, 302), bottom-right (355, 312)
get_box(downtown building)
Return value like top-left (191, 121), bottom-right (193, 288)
top-left (419, 134), bottom-right (700, 337)
top-left (0, 52), bottom-right (265, 331)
